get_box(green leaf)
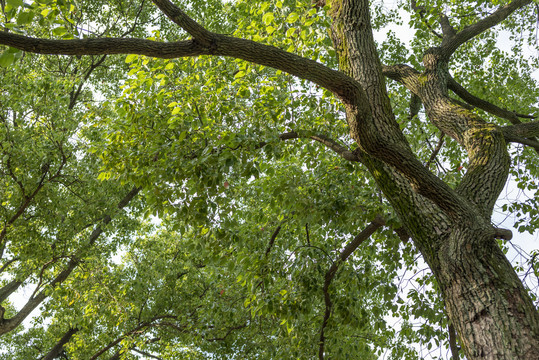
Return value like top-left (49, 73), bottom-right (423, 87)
top-left (125, 54), bottom-right (137, 63)
top-left (286, 12), bottom-right (299, 23)
top-left (0, 52), bottom-right (15, 68)
top-left (52, 27), bottom-right (67, 36)
top-left (262, 12), bottom-right (274, 25)
top-left (7, 0), bottom-right (24, 8)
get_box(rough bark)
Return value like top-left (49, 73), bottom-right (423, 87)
top-left (328, 0), bottom-right (539, 358)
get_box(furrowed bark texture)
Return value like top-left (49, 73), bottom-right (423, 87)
top-left (328, 0), bottom-right (539, 358)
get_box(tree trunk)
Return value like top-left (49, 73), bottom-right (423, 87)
top-left (436, 229), bottom-right (539, 359)
top-left (327, 0), bottom-right (539, 358)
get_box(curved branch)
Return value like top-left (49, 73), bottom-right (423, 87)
top-left (319, 215), bottom-right (385, 359)
top-left (275, 131), bottom-right (360, 162)
top-left (441, 0), bottom-right (533, 57)
top-left (0, 32), bottom-right (361, 106)
top-left (448, 76), bottom-right (535, 125)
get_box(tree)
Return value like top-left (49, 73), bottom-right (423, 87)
top-left (1, 0), bottom-right (539, 358)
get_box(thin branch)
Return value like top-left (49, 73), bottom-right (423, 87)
top-left (205, 323), bottom-right (248, 342)
top-left (272, 131), bottom-right (359, 162)
top-left (0, 186), bottom-right (140, 335)
top-left (426, 133), bottom-right (445, 168)
top-left (410, 0), bottom-right (443, 39)
top-left (131, 348), bottom-right (162, 360)
top-left (319, 215), bottom-right (385, 359)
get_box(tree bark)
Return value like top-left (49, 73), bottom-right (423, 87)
top-left (327, 0), bottom-right (539, 358)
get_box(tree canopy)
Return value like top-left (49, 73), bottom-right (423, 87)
top-left (0, 0), bottom-right (539, 359)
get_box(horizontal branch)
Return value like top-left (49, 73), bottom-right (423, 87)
top-left (502, 121), bottom-right (539, 138)
top-left (0, 31), bottom-right (362, 106)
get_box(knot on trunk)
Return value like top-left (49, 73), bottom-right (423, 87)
top-left (493, 227), bottom-right (512, 241)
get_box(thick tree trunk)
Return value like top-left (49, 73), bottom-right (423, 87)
top-left (328, 0), bottom-right (539, 358)
top-left (435, 230), bottom-right (539, 359)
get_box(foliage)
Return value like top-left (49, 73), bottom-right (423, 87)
top-left (0, 0), bottom-right (538, 359)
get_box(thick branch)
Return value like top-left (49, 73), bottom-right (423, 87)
top-left (0, 32), bottom-right (361, 106)
top-left (441, 0), bottom-right (533, 57)
top-left (41, 328), bottom-right (79, 360)
top-left (502, 121), bottom-right (539, 138)
top-left (502, 123), bottom-right (539, 152)
top-left (0, 279), bottom-right (22, 304)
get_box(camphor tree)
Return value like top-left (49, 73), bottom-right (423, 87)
top-left (0, 0), bottom-right (539, 358)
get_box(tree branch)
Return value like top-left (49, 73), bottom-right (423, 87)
top-left (502, 122), bottom-right (539, 152)
top-left (0, 186), bottom-right (140, 335)
top-left (41, 328), bottom-right (79, 360)
top-left (319, 215), bottom-right (385, 359)
top-left (441, 0), bottom-right (533, 57)
top-left (276, 131), bottom-right (360, 162)
top-left (0, 30), bottom-right (361, 105)
top-left (448, 76), bottom-right (535, 125)
top-left (410, 0), bottom-right (443, 39)
top-left (151, 0), bottom-right (214, 46)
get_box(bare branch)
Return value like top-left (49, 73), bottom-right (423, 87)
top-left (426, 134), bottom-right (445, 168)
top-left (265, 225), bottom-right (282, 257)
top-left (439, 14), bottom-right (456, 38)
top-left (502, 123), bottom-right (539, 153)
top-left (275, 131), bottom-right (359, 162)
top-left (131, 348), bottom-right (162, 360)
top-left (0, 279), bottom-right (23, 304)
top-left (205, 323), bottom-right (248, 342)
top-left (502, 121), bottom-right (539, 138)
